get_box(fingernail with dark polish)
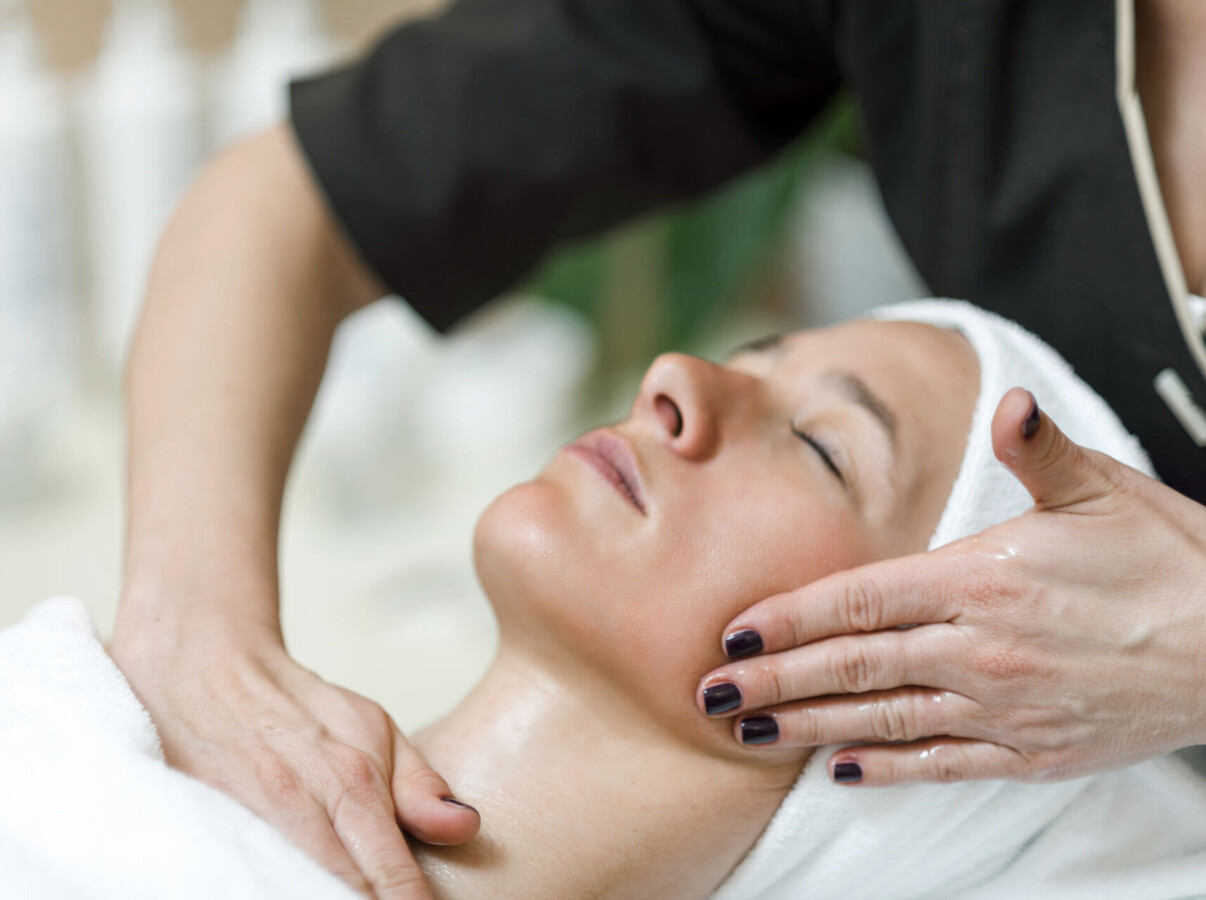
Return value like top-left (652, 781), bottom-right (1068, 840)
top-left (740, 716), bottom-right (779, 745)
top-left (441, 797), bottom-right (478, 814)
top-left (725, 629), bottom-right (764, 660)
top-left (703, 682), bottom-right (742, 715)
top-left (833, 762), bottom-right (863, 784)
top-left (1021, 394), bottom-right (1041, 439)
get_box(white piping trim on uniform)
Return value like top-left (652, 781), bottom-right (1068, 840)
top-left (1189, 294), bottom-right (1206, 335)
top-left (1115, 0), bottom-right (1206, 405)
top-left (1155, 368), bottom-right (1206, 447)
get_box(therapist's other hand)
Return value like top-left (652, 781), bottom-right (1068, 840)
top-left (111, 627), bottom-right (478, 898)
top-left (698, 388), bottom-right (1206, 786)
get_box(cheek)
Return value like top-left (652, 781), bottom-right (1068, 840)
top-left (640, 480), bottom-right (867, 660)
top-left (613, 476), bottom-right (871, 745)
top-left (473, 468), bottom-right (872, 745)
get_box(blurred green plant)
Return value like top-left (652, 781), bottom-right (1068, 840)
top-left (519, 94), bottom-right (858, 373)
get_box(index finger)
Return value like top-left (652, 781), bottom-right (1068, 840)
top-left (722, 547), bottom-right (970, 657)
top-left (329, 778), bottom-right (434, 900)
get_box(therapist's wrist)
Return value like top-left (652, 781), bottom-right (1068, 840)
top-left (111, 571), bottom-right (285, 670)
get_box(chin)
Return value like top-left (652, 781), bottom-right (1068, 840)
top-left (472, 476), bottom-right (651, 670)
top-left (473, 479), bottom-right (589, 638)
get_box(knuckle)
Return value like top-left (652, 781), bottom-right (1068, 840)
top-left (1021, 715), bottom-right (1068, 752)
top-left (958, 559), bottom-right (1007, 611)
top-left (778, 597), bottom-right (810, 651)
top-left (1022, 751), bottom-right (1073, 783)
top-left (998, 705), bottom-right (1039, 736)
top-left (773, 665), bottom-right (803, 708)
top-left (403, 765), bottom-right (450, 799)
top-left (975, 644), bottom-right (1034, 683)
top-left (869, 698), bottom-right (915, 743)
top-left (256, 757), bottom-right (303, 803)
top-left (333, 751), bottom-right (382, 792)
top-left (791, 707), bottom-right (826, 746)
top-left (762, 665), bottom-right (791, 709)
top-left (371, 864), bottom-right (427, 895)
top-left (750, 662), bottom-right (788, 707)
top-left (1034, 429), bottom-right (1080, 483)
top-left (1091, 454), bottom-right (1133, 504)
top-left (997, 707), bottom-right (1065, 755)
top-left (342, 697), bottom-right (395, 744)
top-left (833, 641), bottom-right (878, 693)
top-left (842, 576), bottom-right (887, 633)
top-left (932, 748), bottom-right (966, 783)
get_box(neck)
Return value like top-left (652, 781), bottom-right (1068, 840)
top-left (410, 646), bottom-right (806, 900)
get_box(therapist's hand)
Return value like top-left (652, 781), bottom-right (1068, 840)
top-left (698, 388), bottom-right (1206, 786)
top-left (112, 624), bottom-right (478, 898)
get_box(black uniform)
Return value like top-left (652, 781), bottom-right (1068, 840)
top-left (290, 0), bottom-right (1206, 503)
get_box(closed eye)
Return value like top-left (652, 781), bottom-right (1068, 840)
top-left (790, 422), bottom-right (845, 485)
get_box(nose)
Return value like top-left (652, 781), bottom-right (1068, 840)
top-left (634, 353), bottom-right (727, 460)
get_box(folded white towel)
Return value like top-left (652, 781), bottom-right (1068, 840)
top-left (712, 301), bottom-right (1206, 898)
top-left (874, 299), bottom-right (1155, 549)
top-left (711, 748), bottom-right (1206, 899)
top-left (0, 598), bottom-right (358, 900)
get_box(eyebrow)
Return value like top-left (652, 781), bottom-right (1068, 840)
top-left (725, 332), bottom-right (786, 359)
top-left (827, 372), bottom-right (898, 448)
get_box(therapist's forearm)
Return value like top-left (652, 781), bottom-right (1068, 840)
top-left (111, 125), bottom-right (380, 658)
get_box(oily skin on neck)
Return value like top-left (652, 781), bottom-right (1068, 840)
top-left (409, 321), bottom-right (978, 900)
top-left (412, 649), bottom-right (799, 899)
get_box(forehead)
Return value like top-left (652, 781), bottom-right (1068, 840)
top-left (729, 319), bottom-right (975, 393)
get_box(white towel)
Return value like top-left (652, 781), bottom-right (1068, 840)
top-left (0, 598), bottom-right (358, 900)
top-left (712, 301), bottom-right (1206, 898)
top-left (874, 299), bottom-right (1155, 549)
top-left (712, 750), bottom-right (1206, 899)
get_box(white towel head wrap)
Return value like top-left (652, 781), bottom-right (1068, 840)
top-left (876, 299), bottom-right (1154, 550)
top-left (709, 301), bottom-right (1201, 900)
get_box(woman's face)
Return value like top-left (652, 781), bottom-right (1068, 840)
top-left (473, 319), bottom-right (978, 752)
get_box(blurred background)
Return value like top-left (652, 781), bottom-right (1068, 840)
top-left (0, 0), bottom-right (924, 728)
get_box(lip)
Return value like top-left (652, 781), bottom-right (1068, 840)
top-left (564, 430), bottom-right (648, 515)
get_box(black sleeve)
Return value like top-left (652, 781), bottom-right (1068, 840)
top-left (290, 0), bottom-right (841, 332)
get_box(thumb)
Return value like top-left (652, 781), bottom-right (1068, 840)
top-left (991, 387), bottom-right (1115, 510)
top-left (390, 729), bottom-right (480, 846)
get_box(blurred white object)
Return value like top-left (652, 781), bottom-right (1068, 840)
top-left (412, 298), bottom-right (599, 505)
top-left (789, 153), bottom-right (928, 325)
top-left (306, 299), bottom-right (441, 516)
top-left (80, 0), bottom-right (204, 373)
top-left (212, 0), bottom-right (340, 147)
top-left (0, 0), bottom-right (77, 502)
top-left (304, 297), bottom-right (598, 522)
